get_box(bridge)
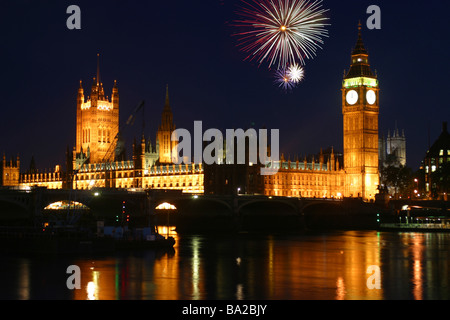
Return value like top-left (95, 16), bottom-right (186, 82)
top-left (0, 187), bottom-right (382, 232)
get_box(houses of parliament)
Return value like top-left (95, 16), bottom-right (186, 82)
top-left (1, 26), bottom-right (381, 201)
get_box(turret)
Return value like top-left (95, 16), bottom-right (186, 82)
top-left (344, 22), bottom-right (374, 80)
top-left (160, 84), bottom-right (174, 130)
top-left (112, 80), bottom-right (119, 110)
top-left (141, 135), bottom-right (146, 170)
top-left (319, 149), bottom-right (324, 170)
top-left (157, 85), bottom-right (177, 164)
top-left (330, 148), bottom-right (335, 171)
top-left (77, 81), bottom-right (84, 107)
top-left (99, 82), bottom-right (105, 100)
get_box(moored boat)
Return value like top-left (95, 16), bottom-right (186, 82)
top-left (0, 226), bottom-right (175, 255)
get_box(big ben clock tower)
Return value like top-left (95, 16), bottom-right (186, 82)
top-left (342, 23), bottom-right (379, 200)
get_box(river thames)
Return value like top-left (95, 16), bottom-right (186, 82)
top-left (1, 228), bottom-right (449, 300)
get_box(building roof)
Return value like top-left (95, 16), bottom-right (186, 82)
top-left (352, 23), bottom-right (368, 55)
top-left (426, 122), bottom-right (450, 158)
top-left (344, 23), bottom-right (375, 79)
top-left (345, 64), bottom-right (375, 78)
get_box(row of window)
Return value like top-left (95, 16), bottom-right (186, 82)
top-left (81, 128), bottom-right (112, 144)
top-left (425, 153), bottom-right (450, 173)
top-left (265, 190), bottom-right (338, 198)
top-left (98, 128), bottom-right (111, 143)
top-left (265, 174), bottom-right (332, 182)
top-left (266, 181), bottom-right (328, 186)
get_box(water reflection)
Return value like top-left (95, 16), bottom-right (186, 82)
top-left (2, 230), bottom-right (450, 300)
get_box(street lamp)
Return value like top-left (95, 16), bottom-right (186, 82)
top-left (414, 179), bottom-right (419, 198)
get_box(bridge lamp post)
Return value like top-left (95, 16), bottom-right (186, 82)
top-left (414, 179), bottom-right (419, 198)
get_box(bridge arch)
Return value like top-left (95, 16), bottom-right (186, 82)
top-left (237, 198), bottom-right (299, 214)
top-left (184, 197), bottom-right (233, 214)
top-left (301, 201), bottom-right (346, 229)
top-left (43, 200), bottom-right (90, 211)
top-left (0, 198), bottom-right (31, 223)
top-left (237, 198), bottom-right (302, 232)
top-left (155, 202), bottom-right (177, 210)
top-left (175, 197), bottom-right (235, 233)
top-left (301, 200), bottom-right (343, 212)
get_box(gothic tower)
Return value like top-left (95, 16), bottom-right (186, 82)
top-left (342, 23), bottom-right (380, 200)
top-left (386, 127), bottom-right (406, 166)
top-left (75, 54), bottom-right (119, 167)
top-left (157, 85), bottom-right (177, 164)
top-left (0, 154), bottom-right (20, 187)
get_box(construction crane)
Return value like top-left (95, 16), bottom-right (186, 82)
top-left (61, 101), bottom-right (145, 226)
top-left (103, 100), bottom-right (145, 168)
top-left (70, 100), bottom-right (145, 189)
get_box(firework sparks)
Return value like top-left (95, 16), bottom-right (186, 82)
top-left (288, 63), bottom-right (304, 83)
top-left (275, 69), bottom-right (294, 90)
top-left (234, 0), bottom-right (330, 69)
top-left (275, 63), bottom-right (305, 90)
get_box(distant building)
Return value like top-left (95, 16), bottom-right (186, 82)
top-left (341, 23), bottom-right (380, 200)
top-left (2, 24), bottom-right (382, 201)
top-left (157, 86), bottom-right (177, 164)
top-left (19, 56), bottom-right (203, 194)
top-left (423, 122), bottom-right (450, 198)
top-left (0, 155), bottom-right (20, 187)
top-left (379, 127), bottom-right (406, 167)
top-left (207, 23), bottom-right (380, 200)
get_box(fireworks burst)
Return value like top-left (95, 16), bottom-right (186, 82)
top-left (287, 63), bottom-right (304, 83)
top-left (234, 0), bottom-right (330, 69)
top-left (275, 63), bottom-right (305, 90)
top-left (275, 69), bottom-right (294, 90)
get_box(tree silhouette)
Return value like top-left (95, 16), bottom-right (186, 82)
top-left (380, 154), bottom-right (414, 199)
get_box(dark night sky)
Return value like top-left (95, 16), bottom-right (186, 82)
top-left (0, 0), bottom-right (449, 172)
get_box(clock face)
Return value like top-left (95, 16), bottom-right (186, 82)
top-left (346, 90), bottom-right (358, 105)
top-left (366, 90), bottom-right (376, 105)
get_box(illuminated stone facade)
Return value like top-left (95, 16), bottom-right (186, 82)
top-left (157, 85), bottom-right (177, 164)
top-left (206, 26), bottom-right (379, 201)
top-left (1, 155), bottom-right (20, 187)
top-left (19, 63), bottom-right (202, 194)
top-left (341, 24), bottom-right (380, 200)
top-left (379, 128), bottom-right (406, 167)
top-left (423, 122), bottom-right (450, 198)
top-left (11, 26), bottom-right (379, 201)
top-left (75, 55), bottom-right (119, 166)
top-left (263, 152), bottom-right (345, 198)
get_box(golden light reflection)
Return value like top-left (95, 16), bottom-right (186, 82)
top-left (18, 259), bottom-right (30, 300)
top-left (336, 277), bottom-right (346, 300)
top-left (192, 237), bottom-right (201, 300)
top-left (236, 283), bottom-right (244, 300)
top-left (61, 231), bottom-right (450, 300)
top-left (87, 270), bottom-right (100, 300)
top-left (267, 236), bottom-right (274, 297)
top-left (157, 225), bottom-right (178, 240)
top-left (44, 200), bottom-right (89, 210)
top-left (411, 234), bottom-right (424, 300)
top-left (155, 202), bottom-right (177, 210)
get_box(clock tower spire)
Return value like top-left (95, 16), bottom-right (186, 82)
top-left (342, 23), bottom-right (380, 201)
